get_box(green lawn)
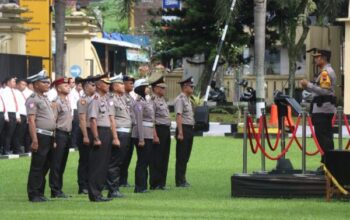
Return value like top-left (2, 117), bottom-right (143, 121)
top-left (0, 137), bottom-right (349, 220)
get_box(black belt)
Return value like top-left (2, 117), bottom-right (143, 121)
top-left (156, 124), bottom-right (171, 128)
top-left (56, 129), bottom-right (72, 136)
top-left (312, 95), bottom-right (336, 107)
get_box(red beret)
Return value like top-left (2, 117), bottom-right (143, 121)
top-left (51, 77), bottom-right (70, 87)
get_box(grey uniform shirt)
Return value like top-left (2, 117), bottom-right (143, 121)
top-left (174, 93), bottom-right (194, 126)
top-left (26, 93), bottom-right (56, 131)
top-left (124, 93), bottom-right (136, 126)
top-left (152, 95), bottom-right (171, 126)
top-left (132, 97), bottom-right (155, 140)
top-left (306, 64), bottom-right (336, 114)
top-left (110, 93), bottom-right (132, 128)
top-left (78, 95), bottom-right (93, 128)
top-left (88, 93), bottom-right (114, 127)
top-left (54, 96), bottom-right (73, 132)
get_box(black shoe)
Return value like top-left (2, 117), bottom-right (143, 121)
top-left (150, 186), bottom-right (159, 190)
top-left (176, 182), bottom-right (191, 188)
top-left (91, 197), bottom-right (112, 202)
top-left (134, 189), bottom-right (148, 193)
top-left (51, 192), bottom-right (70, 198)
top-left (78, 189), bottom-right (88, 194)
top-left (108, 190), bottom-right (124, 198)
top-left (29, 197), bottom-right (48, 202)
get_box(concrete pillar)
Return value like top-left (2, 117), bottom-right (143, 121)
top-left (0, 3), bottom-right (30, 55)
top-left (65, 12), bottom-right (103, 78)
top-left (337, 5), bottom-right (350, 114)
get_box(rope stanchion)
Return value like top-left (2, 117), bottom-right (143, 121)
top-left (307, 116), bottom-right (325, 155)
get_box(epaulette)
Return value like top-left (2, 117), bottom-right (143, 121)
top-left (151, 95), bottom-right (156, 101)
top-left (30, 93), bottom-right (36, 98)
top-left (94, 95), bottom-right (99, 100)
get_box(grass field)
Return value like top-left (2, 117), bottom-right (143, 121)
top-left (0, 137), bottom-right (349, 220)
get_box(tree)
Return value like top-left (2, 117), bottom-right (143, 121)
top-left (54, 0), bottom-right (66, 77)
top-left (254, 0), bottom-right (267, 117)
top-left (150, 0), bottom-right (250, 95)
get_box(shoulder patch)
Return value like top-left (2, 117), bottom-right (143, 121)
top-left (109, 100), bottom-right (114, 106)
top-left (29, 102), bottom-right (35, 109)
top-left (80, 99), bottom-right (86, 105)
top-left (94, 95), bottom-right (99, 100)
top-left (30, 93), bottom-right (36, 98)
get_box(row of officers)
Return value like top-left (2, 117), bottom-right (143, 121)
top-left (26, 70), bottom-right (196, 202)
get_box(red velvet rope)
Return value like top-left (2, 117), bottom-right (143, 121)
top-left (247, 116), bottom-right (262, 154)
top-left (290, 116), bottom-right (320, 156)
top-left (307, 116), bottom-right (325, 155)
top-left (263, 115), bottom-right (280, 151)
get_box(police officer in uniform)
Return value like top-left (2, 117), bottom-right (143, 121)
top-left (174, 77), bottom-right (195, 187)
top-left (106, 73), bottom-right (132, 198)
top-left (132, 78), bottom-right (155, 193)
top-left (148, 73), bottom-right (171, 190)
top-left (120, 75), bottom-right (136, 187)
top-left (49, 77), bottom-right (72, 198)
top-left (26, 70), bottom-right (56, 202)
top-left (87, 75), bottom-right (117, 202)
top-left (300, 49), bottom-right (336, 164)
top-left (76, 76), bottom-right (98, 194)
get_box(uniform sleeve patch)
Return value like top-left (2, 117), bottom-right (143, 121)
top-left (80, 100), bottom-right (86, 105)
top-left (109, 101), bottom-right (114, 106)
top-left (29, 103), bottom-right (35, 109)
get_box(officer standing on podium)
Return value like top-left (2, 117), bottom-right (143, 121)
top-left (175, 77), bottom-right (195, 187)
top-left (300, 49), bottom-right (336, 164)
top-left (26, 70), bottom-right (56, 202)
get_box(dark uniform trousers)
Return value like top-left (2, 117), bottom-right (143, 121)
top-left (71, 110), bottom-right (79, 148)
top-left (49, 130), bottom-right (71, 195)
top-left (150, 125), bottom-right (171, 188)
top-left (312, 113), bottom-right (334, 163)
top-left (13, 114), bottom-right (28, 154)
top-left (88, 127), bottom-right (112, 201)
top-left (120, 138), bottom-right (134, 185)
top-left (106, 132), bottom-right (130, 193)
top-left (175, 125), bottom-right (194, 185)
top-left (134, 138), bottom-right (153, 191)
top-left (77, 128), bottom-right (90, 191)
top-left (27, 133), bottom-right (54, 200)
top-left (2, 112), bottom-right (17, 154)
top-left (0, 112), bottom-right (5, 154)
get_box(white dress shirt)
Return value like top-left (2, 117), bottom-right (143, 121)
top-left (16, 89), bottom-right (27, 116)
top-left (22, 87), bottom-right (33, 99)
top-left (46, 88), bottom-right (58, 102)
top-left (0, 94), bottom-right (5, 113)
top-left (68, 87), bottom-right (81, 111)
top-left (0, 86), bottom-right (20, 119)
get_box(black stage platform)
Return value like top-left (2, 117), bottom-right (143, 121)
top-left (231, 172), bottom-right (326, 198)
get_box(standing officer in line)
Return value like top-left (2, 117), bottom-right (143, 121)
top-left (106, 73), bottom-right (131, 198)
top-left (26, 70), bottom-right (56, 202)
top-left (68, 78), bottom-right (82, 149)
top-left (87, 75), bottom-right (118, 202)
top-left (13, 78), bottom-right (28, 154)
top-left (76, 76), bottom-right (97, 195)
top-left (0, 76), bottom-right (20, 155)
top-left (148, 73), bottom-right (171, 190)
top-left (49, 77), bottom-right (72, 198)
top-left (120, 75), bottom-right (136, 187)
top-left (132, 78), bottom-right (155, 193)
top-left (300, 49), bottom-right (336, 165)
top-left (175, 77), bottom-right (195, 187)
top-left (0, 92), bottom-right (5, 155)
